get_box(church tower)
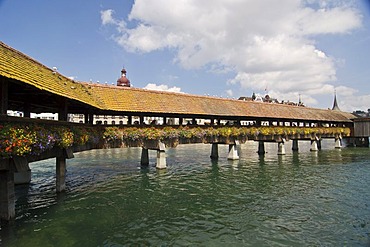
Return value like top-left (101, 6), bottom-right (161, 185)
top-left (332, 91), bottom-right (340, 111)
top-left (117, 68), bottom-right (131, 87)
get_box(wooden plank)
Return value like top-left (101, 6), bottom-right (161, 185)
top-left (0, 78), bottom-right (9, 115)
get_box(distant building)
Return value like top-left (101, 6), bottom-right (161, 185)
top-left (352, 109), bottom-right (370, 118)
top-left (238, 92), bottom-right (302, 106)
top-left (117, 68), bottom-right (131, 87)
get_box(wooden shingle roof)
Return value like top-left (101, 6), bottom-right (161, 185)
top-left (0, 41), bottom-right (355, 122)
top-left (81, 83), bottom-right (355, 122)
top-left (0, 42), bottom-right (102, 109)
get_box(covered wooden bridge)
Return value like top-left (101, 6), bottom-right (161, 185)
top-left (0, 41), bottom-right (355, 126)
top-left (0, 41), bottom-right (358, 221)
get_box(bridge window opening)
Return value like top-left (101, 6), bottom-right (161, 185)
top-left (119, 121), bottom-right (123, 125)
top-left (112, 121), bottom-right (115, 125)
top-left (166, 118), bottom-right (177, 125)
top-left (104, 121), bottom-right (108, 125)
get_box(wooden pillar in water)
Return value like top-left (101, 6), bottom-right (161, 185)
top-left (310, 140), bottom-right (318, 151)
top-left (317, 139), bottom-right (322, 150)
top-left (335, 137), bottom-right (342, 149)
top-left (210, 143), bottom-right (219, 160)
top-left (56, 156), bottom-right (66, 192)
top-left (13, 156), bottom-right (31, 184)
top-left (277, 141), bottom-right (286, 155)
top-left (156, 151), bottom-right (166, 169)
top-left (141, 148), bottom-right (149, 166)
top-left (227, 144), bottom-right (239, 160)
top-left (0, 159), bottom-right (15, 221)
top-left (292, 140), bottom-right (299, 152)
top-left (257, 141), bottom-right (265, 155)
top-left (56, 148), bottom-right (73, 193)
top-left (156, 142), bottom-right (166, 169)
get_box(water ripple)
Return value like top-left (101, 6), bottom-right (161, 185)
top-left (2, 144), bottom-right (370, 246)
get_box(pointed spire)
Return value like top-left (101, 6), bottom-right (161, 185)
top-left (332, 90), bottom-right (341, 111)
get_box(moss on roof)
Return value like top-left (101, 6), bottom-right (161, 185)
top-left (0, 41), bottom-right (355, 122)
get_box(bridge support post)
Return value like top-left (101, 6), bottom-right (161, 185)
top-left (56, 156), bottom-right (66, 193)
top-left (156, 142), bottom-right (166, 169)
top-left (292, 140), bottom-right (299, 152)
top-left (277, 141), bottom-right (286, 155)
top-left (227, 144), bottom-right (239, 160)
top-left (317, 139), bottom-right (322, 150)
top-left (0, 159), bottom-right (15, 221)
top-left (56, 148), bottom-right (73, 193)
top-left (156, 151), bottom-right (166, 169)
top-left (335, 137), bottom-right (342, 149)
top-left (13, 156), bottom-right (31, 185)
top-left (310, 140), bottom-right (319, 152)
top-left (141, 148), bottom-right (149, 166)
top-left (257, 141), bottom-right (265, 155)
top-left (210, 143), bottom-right (219, 160)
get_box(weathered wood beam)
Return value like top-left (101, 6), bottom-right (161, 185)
top-left (0, 78), bottom-right (8, 115)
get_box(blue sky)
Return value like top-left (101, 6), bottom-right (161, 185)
top-left (1, 0), bottom-right (369, 112)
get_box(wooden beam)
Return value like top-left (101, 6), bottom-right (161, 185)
top-left (0, 78), bottom-right (9, 115)
top-left (58, 98), bottom-right (68, 121)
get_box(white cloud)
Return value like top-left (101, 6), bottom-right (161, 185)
top-left (101, 0), bottom-right (362, 107)
top-left (226, 89), bottom-right (233, 97)
top-left (143, 83), bottom-right (183, 93)
top-left (100, 9), bottom-right (115, 25)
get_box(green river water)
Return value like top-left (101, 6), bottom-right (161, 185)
top-left (1, 140), bottom-right (370, 246)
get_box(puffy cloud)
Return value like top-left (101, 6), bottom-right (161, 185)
top-left (101, 0), bottom-right (362, 107)
top-left (143, 83), bottom-right (183, 93)
top-left (100, 9), bottom-right (115, 25)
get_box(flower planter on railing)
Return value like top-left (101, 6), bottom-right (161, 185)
top-left (0, 123), bottom-right (351, 158)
